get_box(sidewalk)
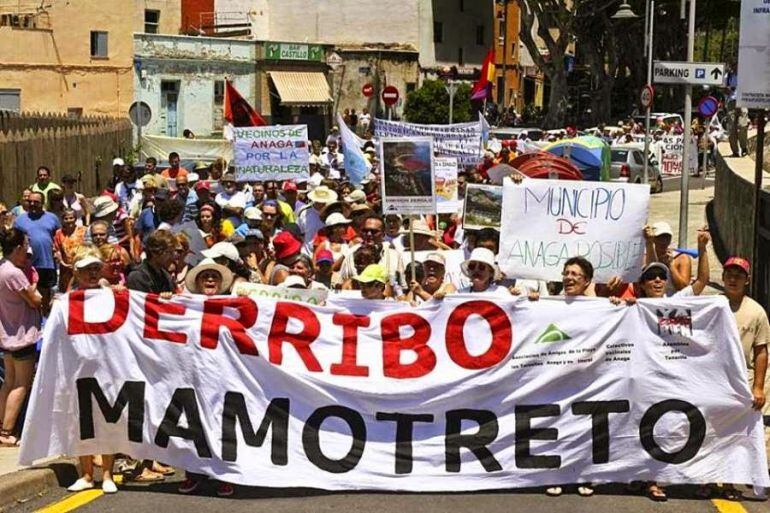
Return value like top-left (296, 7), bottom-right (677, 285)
top-left (0, 447), bottom-right (77, 510)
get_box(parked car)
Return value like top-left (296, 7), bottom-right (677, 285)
top-left (490, 127), bottom-right (545, 142)
top-left (610, 145), bottom-right (664, 193)
top-left (633, 112), bottom-right (684, 128)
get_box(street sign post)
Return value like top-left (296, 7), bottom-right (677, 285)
top-left (640, 85), bottom-right (654, 109)
top-left (362, 83), bottom-right (374, 98)
top-left (653, 61), bottom-right (726, 86)
top-left (381, 85), bottom-right (399, 120)
top-left (697, 96), bottom-right (719, 118)
top-left (129, 101), bottom-right (152, 157)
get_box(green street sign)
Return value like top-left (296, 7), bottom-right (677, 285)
top-left (265, 42), bottom-right (324, 62)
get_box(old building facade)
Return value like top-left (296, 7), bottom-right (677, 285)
top-left (0, 0), bottom-right (180, 116)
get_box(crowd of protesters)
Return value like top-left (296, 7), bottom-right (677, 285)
top-left (0, 120), bottom-right (767, 501)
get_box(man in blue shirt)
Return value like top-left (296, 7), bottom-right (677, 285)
top-left (14, 191), bottom-right (60, 313)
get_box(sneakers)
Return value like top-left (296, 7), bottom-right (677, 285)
top-left (67, 477), bottom-right (94, 492)
top-left (217, 482), bottom-right (234, 497)
top-left (102, 479), bottom-right (118, 494)
top-left (578, 485), bottom-right (595, 497)
top-left (546, 486), bottom-right (563, 496)
top-left (178, 477), bottom-right (203, 494)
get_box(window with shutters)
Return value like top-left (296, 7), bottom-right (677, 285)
top-left (90, 31), bottom-right (108, 58)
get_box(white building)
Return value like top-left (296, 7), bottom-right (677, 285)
top-left (216, 0), bottom-right (493, 73)
top-left (133, 34), bottom-right (256, 138)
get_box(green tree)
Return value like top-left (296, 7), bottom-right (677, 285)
top-left (403, 80), bottom-right (472, 124)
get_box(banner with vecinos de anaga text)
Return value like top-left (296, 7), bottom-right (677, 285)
top-left (20, 291), bottom-right (769, 490)
top-left (233, 125), bottom-right (309, 182)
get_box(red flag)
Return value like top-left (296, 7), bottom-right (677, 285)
top-left (224, 80), bottom-right (266, 127)
top-left (471, 49), bottom-right (496, 101)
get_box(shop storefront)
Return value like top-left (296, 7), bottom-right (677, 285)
top-left (256, 41), bottom-right (333, 141)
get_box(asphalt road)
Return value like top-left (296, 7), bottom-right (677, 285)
top-left (659, 174), bottom-right (714, 193)
top-left (7, 474), bottom-right (767, 513)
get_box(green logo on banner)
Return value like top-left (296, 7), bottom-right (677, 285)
top-left (535, 324), bottom-right (571, 343)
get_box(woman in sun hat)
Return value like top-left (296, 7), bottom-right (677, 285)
top-left (458, 248), bottom-right (511, 297)
top-left (314, 212), bottom-right (353, 270)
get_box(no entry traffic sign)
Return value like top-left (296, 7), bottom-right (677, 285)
top-left (381, 85), bottom-right (400, 106)
top-left (362, 83), bottom-right (374, 98)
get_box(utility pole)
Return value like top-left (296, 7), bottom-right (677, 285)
top-left (752, 111), bottom-right (766, 298)
top-left (499, 1), bottom-right (508, 108)
top-left (642, 0), bottom-right (655, 187)
top-left (445, 80), bottom-right (459, 124)
top-left (678, 0), bottom-right (696, 250)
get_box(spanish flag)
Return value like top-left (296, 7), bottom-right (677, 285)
top-left (471, 49), bottom-right (496, 101)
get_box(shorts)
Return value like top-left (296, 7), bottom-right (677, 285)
top-left (36, 268), bottom-right (57, 289)
top-left (6, 344), bottom-right (36, 361)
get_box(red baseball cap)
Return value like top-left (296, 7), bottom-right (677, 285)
top-left (194, 180), bottom-right (211, 191)
top-left (282, 180), bottom-right (298, 192)
top-left (272, 231), bottom-right (302, 261)
top-left (315, 249), bottom-right (334, 264)
top-left (724, 256), bottom-right (750, 275)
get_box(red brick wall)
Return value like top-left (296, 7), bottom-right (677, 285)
top-left (181, 0), bottom-right (214, 34)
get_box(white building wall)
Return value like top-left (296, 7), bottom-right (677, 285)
top-left (134, 34), bottom-right (256, 139)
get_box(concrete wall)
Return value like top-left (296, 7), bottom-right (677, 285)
top-left (0, 0), bottom-right (180, 116)
top-left (711, 151), bottom-right (756, 263)
top-left (430, 0), bottom-right (493, 68)
top-left (134, 34), bottom-right (255, 138)
top-left (330, 50), bottom-right (420, 120)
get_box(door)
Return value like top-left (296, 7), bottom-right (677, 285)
top-left (160, 81), bottom-right (180, 137)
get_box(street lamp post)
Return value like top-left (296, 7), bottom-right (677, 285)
top-left (642, 1), bottom-right (655, 187)
top-left (445, 81), bottom-right (459, 124)
top-left (678, 0), bottom-right (696, 250)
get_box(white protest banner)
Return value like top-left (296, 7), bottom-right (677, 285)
top-left (658, 134), bottom-right (698, 176)
top-left (434, 157), bottom-right (461, 214)
top-left (499, 179), bottom-right (650, 283)
top-left (400, 249), bottom-right (470, 290)
top-left (380, 137), bottom-right (436, 215)
top-left (21, 291), bottom-right (769, 491)
top-left (375, 117), bottom-right (483, 165)
top-left (233, 125), bottom-right (309, 182)
top-left (736, 0), bottom-right (770, 109)
top-left (233, 282), bottom-right (328, 306)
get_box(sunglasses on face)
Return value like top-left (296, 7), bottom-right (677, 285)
top-left (642, 271), bottom-right (667, 282)
top-left (468, 262), bottom-right (489, 273)
top-left (361, 228), bottom-right (381, 236)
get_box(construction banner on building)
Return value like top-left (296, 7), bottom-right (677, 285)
top-left (374, 117), bottom-right (483, 165)
top-left (232, 125), bottom-right (310, 182)
top-left (20, 290), bottom-right (769, 491)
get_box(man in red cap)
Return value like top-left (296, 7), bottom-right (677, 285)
top-left (722, 256), bottom-right (769, 500)
top-left (280, 180), bottom-right (305, 215)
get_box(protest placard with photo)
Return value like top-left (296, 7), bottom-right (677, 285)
top-left (498, 179), bottom-right (650, 283)
top-left (434, 157), bottom-right (460, 214)
top-left (380, 137), bottom-right (436, 215)
top-left (374, 116), bottom-right (484, 165)
top-left (233, 124), bottom-right (309, 182)
top-left (463, 183), bottom-right (503, 230)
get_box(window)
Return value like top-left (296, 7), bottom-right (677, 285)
top-left (144, 10), bottom-right (160, 34)
top-left (405, 82), bottom-right (416, 94)
top-left (0, 89), bottom-right (21, 112)
top-left (90, 31), bottom-right (108, 58)
top-left (458, 47), bottom-right (464, 66)
top-left (476, 25), bottom-right (485, 46)
top-left (633, 151), bottom-right (645, 165)
top-left (459, 0), bottom-right (464, 11)
top-left (67, 107), bottom-right (83, 118)
top-left (433, 21), bottom-right (443, 43)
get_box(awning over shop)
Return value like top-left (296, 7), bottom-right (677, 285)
top-left (269, 71), bottom-right (332, 106)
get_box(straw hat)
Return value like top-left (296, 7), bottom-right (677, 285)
top-left (185, 258), bottom-right (233, 294)
top-left (325, 212), bottom-right (351, 227)
top-left (401, 219), bottom-right (435, 237)
top-left (307, 186), bottom-right (338, 204)
top-left (92, 196), bottom-right (119, 218)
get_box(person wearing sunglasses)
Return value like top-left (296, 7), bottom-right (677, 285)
top-left (458, 248), bottom-right (511, 297)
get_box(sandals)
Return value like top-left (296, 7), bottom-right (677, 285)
top-left (648, 484), bottom-right (667, 502)
top-left (151, 462), bottom-right (175, 476)
top-left (722, 487), bottom-right (743, 501)
top-left (0, 429), bottom-right (19, 447)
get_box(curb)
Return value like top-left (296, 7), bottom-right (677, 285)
top-left (0, 459), bottom-right (79, 512)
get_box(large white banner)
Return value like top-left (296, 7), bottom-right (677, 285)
top-left (374, 117), bottom-right (483, 165)
top-left (21, 291), bottom-right (769, 491)
top-left (499, 180), bottom-right (650, 283)
top-left (736, 0), bottom-right (770, 109)
top-left (233, 125), bottom-right (309, 182)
